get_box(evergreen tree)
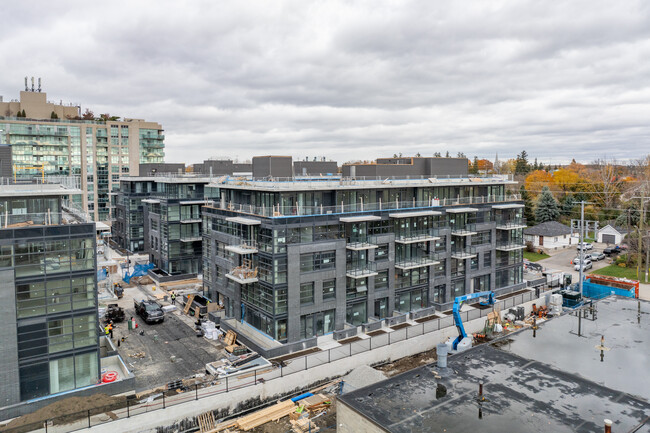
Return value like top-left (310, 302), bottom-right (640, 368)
top-left (433, 152), bottom-right (441, 157)
top-left (445, 151), bottom-right (450, 158)
top-left (515, 150), bottom-right (530, 175)
top-left (469, 156), bottom-right (479, 174)
top-left (21, 109), bottom-right (26, 117)
top-left (457, 152), bottom-right (466, 158)
top-left (535, 186), bottom-right (560, 223)
top-left (50, 111), bottom-right (58, 119)
top-left (520, 185), bottom-right (535, 225)
top-left (560, 194), bottom-right (575, 216)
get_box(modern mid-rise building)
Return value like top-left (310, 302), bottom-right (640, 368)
top-left (0, 86), bottom-right (165, 222)
top-left (201, 157), bottom-right (526, 344)
top-left (0, 178), bottom-right (100, 407)
top-left (113, 175), bottom-right (215, 280)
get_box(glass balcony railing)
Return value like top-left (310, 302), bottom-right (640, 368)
top-left (346, 235), bottom-right (379, 250)
top-left (346, 261), bottom-right (378, 279)
top-left (496, 218), bottom-right (527, 230)
top-left (495, 241), bottom-right (526, 251)
top-left (450, 224), bottom-right (477, 236)
top-left (395, 255), bottom-right (440, 270)
top-left (451, 246), bottom-right (478, 259)
top-left (394, 228), bottom-right (441, 244)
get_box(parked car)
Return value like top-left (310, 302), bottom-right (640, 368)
top-left (574, 259), bottom-right (593, 271)
top-left (590, 252), bottom-right (606, 261)
top-left (576, 242), bottom-right (593, 251)
top-left (134, 299), bottom-right (164, 324)
top-left (603, 246), bottom-right (621, 256)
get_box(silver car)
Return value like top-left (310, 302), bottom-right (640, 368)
top-left (590, 252), bottom-right (606, 261)
top-left (574, 259), bottom-right (593, 271)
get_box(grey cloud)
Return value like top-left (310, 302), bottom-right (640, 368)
top-left (1, 0), bottom-right (649, 165)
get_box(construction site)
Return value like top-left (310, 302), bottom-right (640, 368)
top-left (1, 237), bottom-right (648, 433)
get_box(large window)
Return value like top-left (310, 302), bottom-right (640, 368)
top-left (323, 279), bottom-right (336, 300)
top-left (300, 251), bottom-right (336, 272)
top-left (375, 270), bottom-right (389, 291)
top-left (300, 310), bottom-right (335, 339)
top-left (300, 282), bottom-right (314, 305)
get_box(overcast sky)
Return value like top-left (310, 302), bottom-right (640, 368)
top-left (2, 0), bottom-right (649, 165)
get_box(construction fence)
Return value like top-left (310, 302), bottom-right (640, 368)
top-left (1, 290), bottom-right (539, 433)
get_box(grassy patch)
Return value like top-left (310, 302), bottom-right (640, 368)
top-left (589, 264), bottom-right (641, 280)
top-left (524, 251), bottom-right (550, 262)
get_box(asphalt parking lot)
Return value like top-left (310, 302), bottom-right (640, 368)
top-left (108, 287), bottom-right (226, 393)
top-left (531, 243), bottom-right (615, 282)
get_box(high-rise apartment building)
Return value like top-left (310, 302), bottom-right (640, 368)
top-left (0, 86), bottom-right (165, 222)
top-left (202, 157), bottom-right (525, 343)
top-left (0, 178), bottom-right (100, 407)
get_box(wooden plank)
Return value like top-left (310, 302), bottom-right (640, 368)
top-left (236, 400), bottom-right (295, 431)
top-left (184, 294), bottom-right (196, 314)
top-left (159, 278), bottom-right (201, 287)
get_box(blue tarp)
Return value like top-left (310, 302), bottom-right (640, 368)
top-left (582, 280), bottom-right (635, 299)
top-left (123, 263), bottom-right (154, 283)
top-left (97, 268), bottom-right (108, 282)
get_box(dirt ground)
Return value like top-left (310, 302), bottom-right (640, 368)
top-left (0, 394), bottom-right (125, 432)
top-left (375, 348), bottom-right (438, 377)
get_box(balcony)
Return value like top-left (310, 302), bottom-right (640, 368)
top-left (451, 224), bottom-right (477, 236)
top-left (180, 217), bottom-right (202, 224)
top-left (496, 241), bottom-right (526, 251)
top-left (496, 218), bottom-right (527, 230)
top-left (225, 241), bottom-right (258, 255)
top-left (346, 235), bottom-right (379, 251)
top-left (394, 228), bottom-right (441, 244)
top-left (226, 265), bottom-right (259, 284)
top-left (451, 246), bottom-right (477, 259)
top-left (395, 255), bottom-right (440, 270)
top-left (346, 261), bottom-right (378, 279)
top-left (180, 235), bottom-right (202, 242)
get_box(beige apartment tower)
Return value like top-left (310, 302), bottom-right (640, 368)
top-left (0, 84), bottom-right (165, 222)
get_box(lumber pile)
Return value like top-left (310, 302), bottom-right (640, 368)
top-left (197, 411), bottom-right (216, 432)
top-left (235, 400), bottom-right (296, 431)
top-left (184, 294), bottom-right (196, 314)
top-left (223, 330), bottom-right (246, 354)
top-left (301, 394), bottom-right (331, 414)
top-left (290, 417), bottom-right (320, 433)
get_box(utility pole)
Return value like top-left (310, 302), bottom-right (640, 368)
top-left (632, 195), bottom-right (648, 281)
top-left (579, 201), bottom-right (585, 297)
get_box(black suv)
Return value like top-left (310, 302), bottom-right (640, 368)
top-left (134, 299), bottom-right (165, 324)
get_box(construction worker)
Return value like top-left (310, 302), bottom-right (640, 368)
top-left (170, 292), bottom-right (177, 305)
top-left (107, 321), bottom-right (114, 339)
top-left (104, 324), bottom-right (111, 338)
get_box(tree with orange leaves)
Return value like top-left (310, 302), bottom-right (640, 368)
top-left (525, 170), bottom-right (555, 198)
top-left (553, 168), bottom-right (586, 195)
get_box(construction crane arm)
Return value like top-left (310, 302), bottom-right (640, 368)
top-left (452, 290), bottom-right (495, 350)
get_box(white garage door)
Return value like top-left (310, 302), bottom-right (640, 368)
top-left (602, 234), bottom-right (616, 244)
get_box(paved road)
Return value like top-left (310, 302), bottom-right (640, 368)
top-left (533, 243), bottom-right (613, 283)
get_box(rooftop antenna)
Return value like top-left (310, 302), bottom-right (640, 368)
top-left (38, 78), bottom-right (41, 93)
top-left (24, 77), bottom-right (28, 91)
top-left (31, 77), bottom-right (35, 92)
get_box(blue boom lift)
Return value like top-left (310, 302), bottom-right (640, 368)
top-left (452, 291), bottom-right (496, 350)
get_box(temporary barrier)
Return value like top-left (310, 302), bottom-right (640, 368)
top-left (123, 263), bottom-right (154, 283)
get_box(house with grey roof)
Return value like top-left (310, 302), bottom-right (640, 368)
top-left (524, 221), bottom-right (574, 249)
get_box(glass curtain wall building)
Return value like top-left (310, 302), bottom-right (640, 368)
top-left (0, 181), bottom-right (99, 405)
top-left (202, 174), bottom-right (526, 344)
top-left (0, 89), bottom-right (165, 222)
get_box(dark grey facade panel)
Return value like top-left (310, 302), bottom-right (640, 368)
top-left (293, 161), bottom-right (338, 176)
top-left (139, 163), bottom-right (185, 176)
top-left (252, 156), bottom-right (292, 178)
top-left (0, 145), bottom-right (12, 178)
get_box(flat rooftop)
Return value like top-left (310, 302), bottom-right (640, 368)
top-left (339, 296), bottom-right (650, 433)
top-left (0, 180), bottom-right (82, 197)
top-left (208, 174), bottom-right (516, 192)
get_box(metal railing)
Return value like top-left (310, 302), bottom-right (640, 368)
top-left (0, 175), bottom-right (81, 190)
top-left (394, 255), bottom-right (439, 269)
top-left (345, 261), bottom-right (378, 277)
top-left (208, 194), bottom-right (523, 218)
top-left (0, 289), bottom-right (539, 433)
top-left (495, 218), bottom-right (527, 229)
top-left (394, 228), bottom-right (440, 242)
top-left (451, 245), bottom-right (478, 259)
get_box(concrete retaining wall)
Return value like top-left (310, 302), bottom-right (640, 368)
top-left (75, 295), bottom-right (546, 433)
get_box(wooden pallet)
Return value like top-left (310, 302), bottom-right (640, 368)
top-left (290, 417), bottom-right (320, 433)
top-left (223, 330), bottom-right (237, 346)
top-left (236, 400), bottom-right (296, 431)
top-left (184, 294), bottom-right (196, 314)
top-left (197, 411), bottom-right (216, 432)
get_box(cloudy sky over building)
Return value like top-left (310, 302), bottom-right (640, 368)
top-left (2, 0), bottom-right (649, 164)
